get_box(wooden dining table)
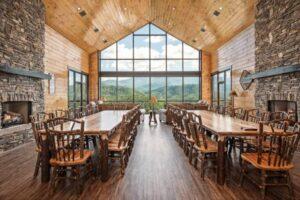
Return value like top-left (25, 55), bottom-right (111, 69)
top-left (40, 110), bottom-right (129, 183)
top-left (188, 110), bottom-right (277, 186)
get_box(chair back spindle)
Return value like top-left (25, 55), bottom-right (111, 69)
top-left (44, 118), bottom-right (85, 163)
top-left (256, 122), bottom-right (300, 168)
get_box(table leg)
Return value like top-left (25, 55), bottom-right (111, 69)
top-left (41, 136), bottom-right (51, 183)
top-left (100, 134), bottom-right (109, 182)
top-left (149, 112), bottom-right (152, 125)
top-left (154, 112), bottom-right (157, 124)
top-left (217, 136), bottom-right (226, 185)
top-left (92, 136), bottom-right (100, 177)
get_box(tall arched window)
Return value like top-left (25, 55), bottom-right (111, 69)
top-left (99, 24), bottom-right (201, 108)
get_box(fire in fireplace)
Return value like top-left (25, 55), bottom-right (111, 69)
top-left (268, 100), bottom-right (297, 122)
top-left (1, 101), bottom-right (32, 128)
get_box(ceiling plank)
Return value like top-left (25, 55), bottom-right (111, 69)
top-left (44, 0), bottom-right (255, 53)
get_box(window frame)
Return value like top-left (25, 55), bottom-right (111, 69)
top-left (211, 67), bottom-right (232, 107)
top-left (68, 69), bottom-right (89, 109)
top-left (99, 23), bottom-right (202, 105)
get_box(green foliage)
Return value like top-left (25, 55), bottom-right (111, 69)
top-left (101, 84), bottom-right (199, 109)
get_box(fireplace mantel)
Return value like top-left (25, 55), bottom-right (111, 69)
top-left (240, 64), bottom-right (300, 90)
top-left (0, 64), bottom-right (51, 80)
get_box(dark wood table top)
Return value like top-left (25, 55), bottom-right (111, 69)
top-left (56, 110), bottom-right (129, 136)
top-left (188, 110), bottom-right (278, 137)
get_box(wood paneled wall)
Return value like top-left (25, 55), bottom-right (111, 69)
top-left (201, 51), bottom-right (211, 103)
top-left (89, 52), bottom-right (98, 101)
top-left (44, 25), bottom-right (89, 111)
top-left (211, 24), bottom-right (255, 108)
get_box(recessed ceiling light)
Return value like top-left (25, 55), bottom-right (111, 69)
top-left (79, 10), bottom-right (87, 17)
top-left (172, 7), bottom-right (176, 10)
top-left (219, 6), bottom-right (223, 10)
top-left (213, 10), bottom-right (220, 16)
top-left (94, 27), bottom-right (99, 32)
top-left (200, 26), bottom-right (206, 32)
top-left (77, 7), bottom-right (81, 11)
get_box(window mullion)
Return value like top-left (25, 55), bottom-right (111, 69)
top-left (99, 23), bottom-right (201, 106)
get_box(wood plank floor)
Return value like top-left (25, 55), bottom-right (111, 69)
top-left (0, 117), bottom-right (299, 200)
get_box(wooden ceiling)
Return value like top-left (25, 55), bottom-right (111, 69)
top-left (44, 0), bottom-right (255, 54)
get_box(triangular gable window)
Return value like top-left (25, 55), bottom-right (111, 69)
top-left (99, 23), bottom-right (201, 105)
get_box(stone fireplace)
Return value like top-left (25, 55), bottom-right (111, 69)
top-left (0, 0), bottom-right (46, 151)
top-left (1, 101), bottom-right (32, 128)
top-left (255, 0), bottom-right (300, 122)
top-left (268, 100), bottom-right (297, 122)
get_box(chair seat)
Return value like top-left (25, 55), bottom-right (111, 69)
top-left (186, 136), bottom-right (194, 143)
top-left (35, 147), bottom-right (41, 152)
top-left (194, 139), bottom-right (218, 153)
top-left (241, 153), bottom-right (294, 171)
top-left (246, 139), bottom-right (278, 149)
top-left (50, 150), bottom-right (93, 166)
top-left (109, 135), bottom-right (121, 143)
top-left (180, 131), bottom-right (187, 136)
top-left (108, 143), bottom-right (127, 152)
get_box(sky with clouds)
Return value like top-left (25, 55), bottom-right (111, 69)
top-left (101, 25), bottom-right (199, 72)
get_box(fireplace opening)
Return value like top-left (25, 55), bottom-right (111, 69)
top-left (1, 101), bottom-right (32, 128)
top-left (268, 100), bottom-right (297, 122)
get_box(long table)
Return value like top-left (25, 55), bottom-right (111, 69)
top-left (40, 110), bottom-right (129, 183)
top-left (188, 110), bottom-right (277, 185)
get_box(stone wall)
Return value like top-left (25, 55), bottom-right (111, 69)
top-left (255, 0), bottom-right (300, 120)
top-left (0, 0), bottom-right (45, 151)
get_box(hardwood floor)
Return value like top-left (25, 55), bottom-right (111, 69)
top-left (0, 117), bottom-right (299, 200)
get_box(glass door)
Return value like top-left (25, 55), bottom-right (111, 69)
top-left (211, 68), bottom-right (231, 106)
top-left (68, 70), bottom-right (89, 109)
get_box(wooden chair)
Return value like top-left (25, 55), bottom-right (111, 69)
top-left (207, 104), bottom-right (214, 111)
top-left (178, 110), bottom-right (188, 148)
top-left (240, 123), bottom-right (300, 199)
top-left (245, 120), bottom-right (290, 153)
top-left (30, 118), bottom-right (44, 178)
top-left (227, 108), bottom-right (247, 155)
top-left (182, 113), bottom-right (195, 163)
top-left (30, 112), bottom-right (54, 173)
top-left (218, 106), bottom-right (226, 115)
top-left (44, 118), bottom-right (94, 195)
top-left (75, 107), bottom-right (84, 118)
top-left (67, 108), bottom-right (76, 119)
top-left (189, 115), bottom-right (219, 180)
top-left (30, 112), bottom-right (54, 122)
top-left (88, 101), bottom-right (98, 114)
top-left (55, 109), bottom-right (68, 118)
top-left (224, 106), bottom-right (234, 117)
top-left (234, 108), bottom-right (247, 120)
top-left (125, 108), bottom-right (140, 155)
top-left (247, 109), bottom-right (270, 123)
top-left (108, 116), bottom-right (129, 175)
top-left (171, 108), bottom-right (181, 142)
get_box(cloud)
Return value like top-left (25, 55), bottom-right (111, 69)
top-left (134, 60), bottom-right (149, 71)
top-left (167, 44), bottom-right (182, 58)
top-left (167, 35), bottom-right (178, 42)
top-left (183, 44), bottom-right (198, 58)
top-left (151, 60), bottom-right (165, 71)
top-left (167, 60), bottom-right (182, 71)
top-left (101, 34), bottom-right (194, 59)
top-left (149, 36), bottom-right (164, 43)
top-left (118, 44), bottom-right (133, 58)
top-left (101, 44), bottom-right (116, 58)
